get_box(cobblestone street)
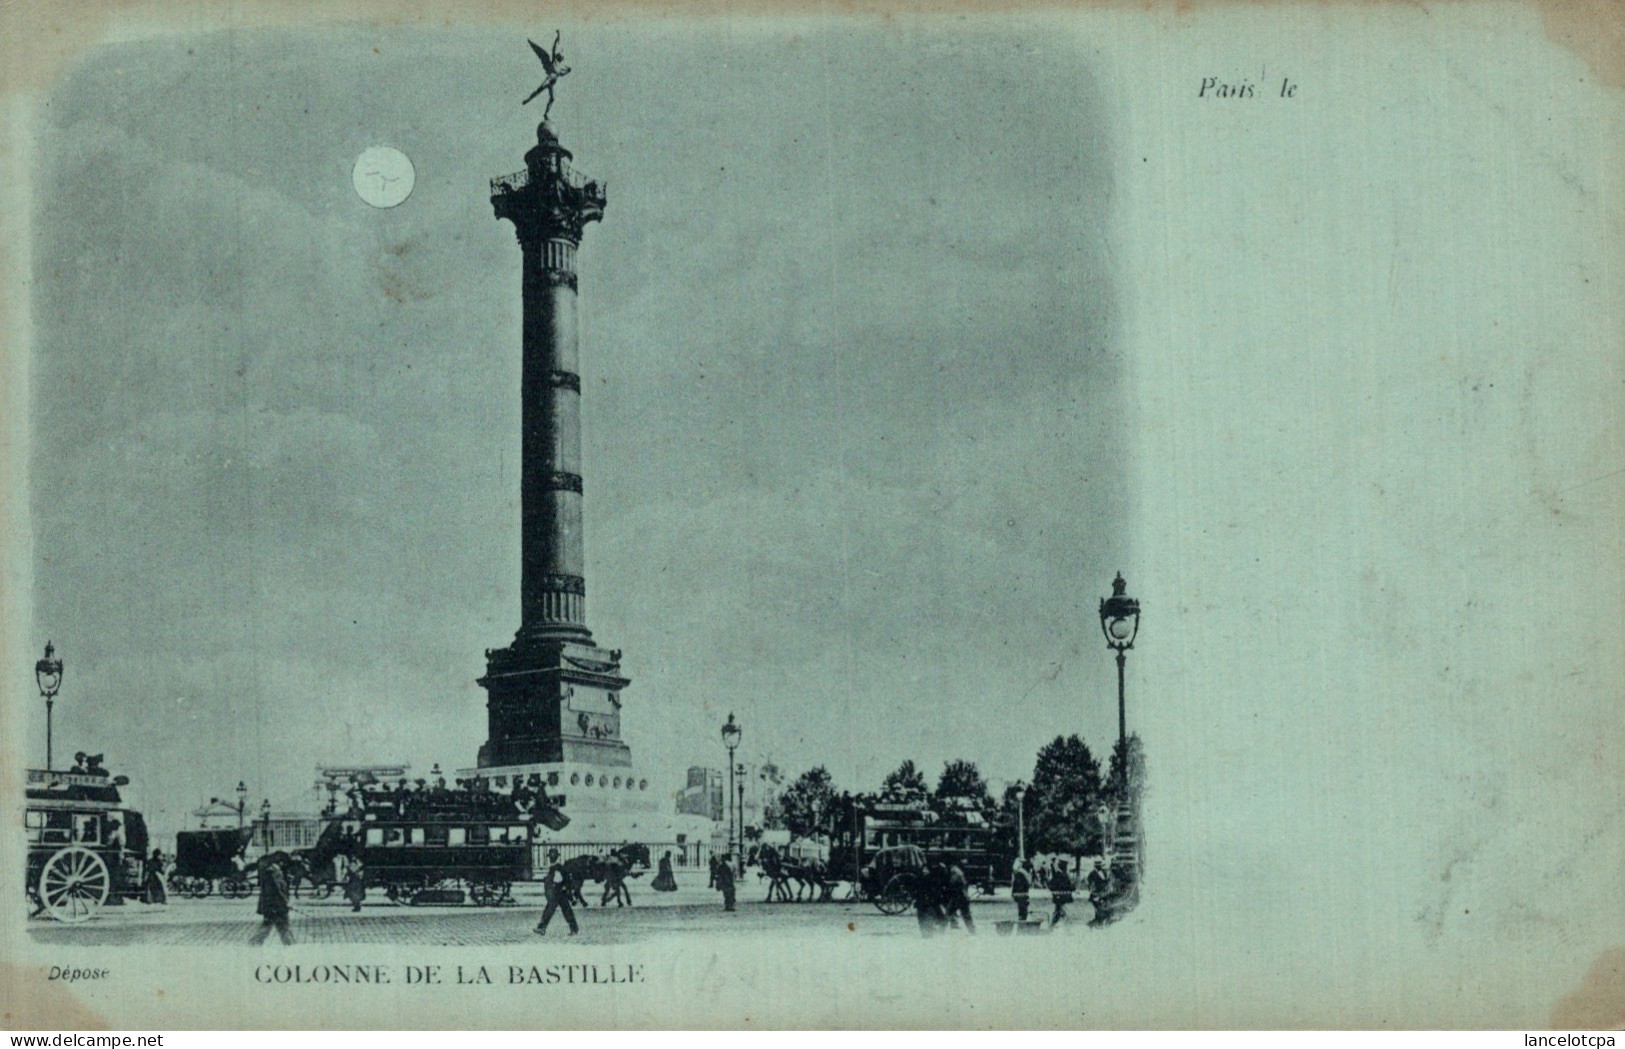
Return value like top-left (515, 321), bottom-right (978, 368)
top-left (28, 880), bottom-right (1057, 946)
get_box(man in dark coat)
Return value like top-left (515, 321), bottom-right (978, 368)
top-left (1049, 860), bottom-right (1075, 926)
top-left (715, 854), bottom-right (737, 912)
top-left (915, 862), bottom-right (947, 937)
top-left (250, 853), bottom-right (295, 945)
top-left (142, 848), bottom-right (168, 905)
top-left (343, 855), bottom-right (367, 913)
top-left (1010, 860), bottom-right (1032, 921)
top-left (1087, 857), bottom-right (1114, 924)
top-left (944, 862), bottom-right (976, 934)
top-left (534, 862), bottom-right (579, 936)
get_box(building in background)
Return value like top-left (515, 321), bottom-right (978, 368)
top-left (675, 766), bottom-right (724, 820)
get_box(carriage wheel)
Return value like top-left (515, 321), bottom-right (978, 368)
top-left (39, 847), bottom-right (110, 923)
top-left (222, 876), bottom-right (251, 900)
top-left (875, 874), bottom-right (913, 916)
top-left (189, 877), bottom-right (213, 899)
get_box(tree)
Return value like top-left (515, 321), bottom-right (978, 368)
top-left (935, 759), bottom-right (992, 807)
top-left (879, 760), bottom-right (928, 801)
top-left (1027, 734), bottom-right (1104, 858)
top-left (777, 766), bottom-right (837, 839)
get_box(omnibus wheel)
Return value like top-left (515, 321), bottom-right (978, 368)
top-left (39, 847), bottom-right (110, 923)
top-left (470, 880), bottom-right (512, 907)
top-left (875, 874), bottom-right (913, 916)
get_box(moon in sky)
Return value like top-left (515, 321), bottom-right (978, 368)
top-left (352, 146), bottom-right (415, 208)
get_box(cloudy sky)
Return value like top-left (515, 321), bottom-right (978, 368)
top-left (28, 21), bottom-right (1126, 833)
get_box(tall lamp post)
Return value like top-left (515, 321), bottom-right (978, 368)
top-left (260, 798), bottom-right (272, 854)
top-left (721, 713), bottom-right (741, 872)
top-left (209, 780), bottom-right (250, 829)
top-left (1099, 572), bottom-right (1142, 747)
top-left (34, 642), bottom-right (63, 771)
top-left (1015, 780), bottom-right (1028, 862)
top-left (735, 765), bottom-right (747, 876)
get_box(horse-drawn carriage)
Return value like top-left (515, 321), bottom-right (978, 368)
top-left (169, 828), bottom-right (255, 899)
top-left (25, 767), bottom-right (150, 923)
top-left (827, 795), bottom-right (1014, 914)
top-left (858, 844), bottom-right (930, 915)
top-left (296, 781), bottom-right (572, 906)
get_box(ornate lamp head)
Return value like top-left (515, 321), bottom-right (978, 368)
top-left (721, 712), bottom-right (742, 753)
top-left (1099, 572), bottom-right (1141, 651)
top-left (35, 642), bottom-right (63, 699)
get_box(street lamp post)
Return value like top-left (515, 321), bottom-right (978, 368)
top-left (260, 798), bottom-right (272, 855)
top-left (1098, 572), bottom-right (1142, 747)
top-left (236, 781), bottom-right (248, 830)
top-left (34, 642), bottom-right (63, 771)
top-left (1016, 782), bottom-right (1027, 862)
top-left (736, 766), bottom-right (747, 876)
top-left (721, 712), bottom-right (741, 873)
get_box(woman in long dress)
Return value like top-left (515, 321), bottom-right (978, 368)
top-left (652, 850), bottom-right (678, 892)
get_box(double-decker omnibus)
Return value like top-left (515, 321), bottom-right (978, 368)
top-left (826, 795), bottom-right (1012, 907)
top-left (25, 767), bottom-right (150, 923)
top-left (300, 781), bottom-right (569, 906)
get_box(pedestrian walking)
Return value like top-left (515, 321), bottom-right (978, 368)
top-left (915, 862), bottom-right (946, 938)
top-left (142, 848), bottom-right (168, 905)
top-left (344, 855), bottom-right (367, 913)
top-left (707, 852), bottom-right (719, 889)
top-left (1087, 857), bottom-right (1113, 925)
top-left (944, 862), bottom-right (976, 934)
top-left (534, 862), bottom-right (579, 936)
top-left (652, 850), bottom-right (678, 892)
top-left (1049, 860), bottom-right (1075, 926)
top-left (600, 853), bottom-right (631, 907)
top-left (715, 853), bottom-right (737, 911)
top-left (1010, 860), bottom-right (1032, 922)
top-left (249, 852), bottom-right (295, 946)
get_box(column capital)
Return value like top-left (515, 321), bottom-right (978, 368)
top-left (491, 123), bottom-right (607, 246)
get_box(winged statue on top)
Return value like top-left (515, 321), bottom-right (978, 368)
top-left (523, 32), bottom-right (572, 119)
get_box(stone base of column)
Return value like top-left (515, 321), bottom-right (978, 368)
top-left (477, 638), bottom-right (632, 769)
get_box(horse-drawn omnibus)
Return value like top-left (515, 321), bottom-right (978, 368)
top-left (827, 795), bottom-right (1013, 913)
top-left (298, 780), bottom-right (571, 906)
top-left (25, 767), bottom-right (150, 923)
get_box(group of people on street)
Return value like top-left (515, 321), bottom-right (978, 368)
top-left (914, 860), bottom-right (977, 937)
top-left (1009, 856), bottom-right (1114, 926)
top-left (245, 841), bottom-right (1113, 944)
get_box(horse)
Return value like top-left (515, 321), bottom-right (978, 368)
top-left (786, 857), bottom-right (837, 902)
top-left (558, 844), bottom-right (650, 907)
top-left (756, 845), bottom-right (795, 903)
top-left (757, 845), bottom-right (836, 902)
